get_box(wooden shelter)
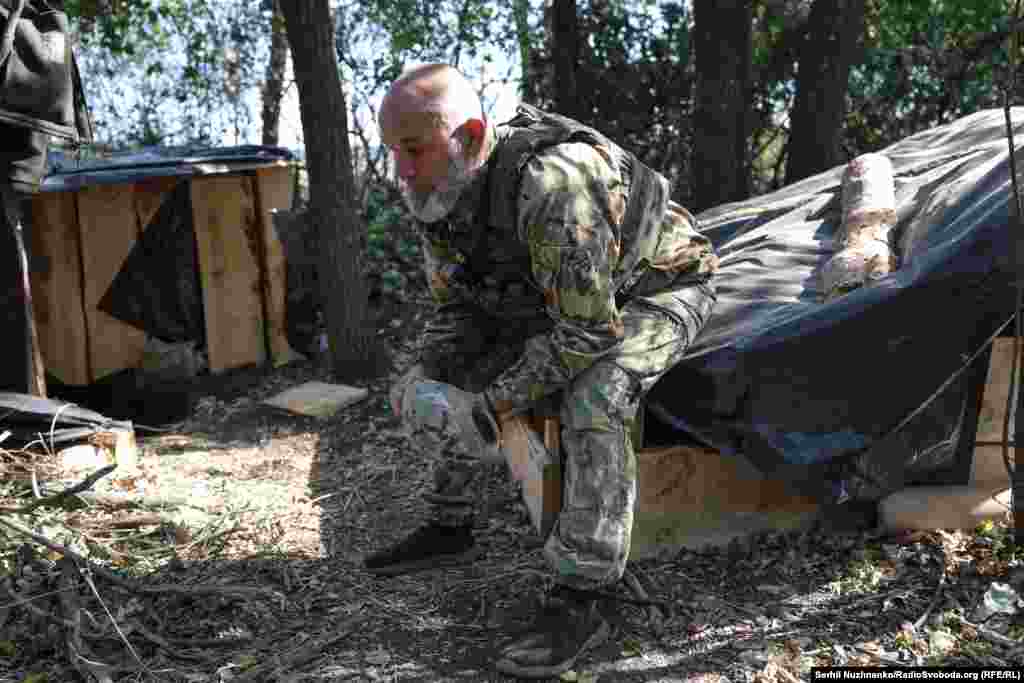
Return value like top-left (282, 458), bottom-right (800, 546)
top-left (17, 146), bottom-right (299, 387)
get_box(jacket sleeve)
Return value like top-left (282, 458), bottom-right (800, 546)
top-left (484, 141), bottom-right (628, 409)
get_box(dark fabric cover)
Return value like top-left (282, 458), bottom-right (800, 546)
top-left (97, 181), bottom-right (206, 343)
top-left (647, 108), bottom-right (1024, 503)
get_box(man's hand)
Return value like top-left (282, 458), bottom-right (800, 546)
top-left (397, 379), bottom-right (501, 461)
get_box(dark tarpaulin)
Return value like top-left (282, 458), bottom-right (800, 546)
top-left (0, 392), bottom-right (132, 447)
top-left (97, 181), bottom-right (206, 344)
top-left (646, 108), bottom-right (1022, 503)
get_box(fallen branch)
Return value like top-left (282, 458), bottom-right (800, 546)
top-left (73, 490), bottom-right (199, 510)
top-left (623, 567), bottom-right (666, 637)
top-left (230, 616), bottom-right (364, 683)
top-left (0, 464), bottom-right (116, 514)
top-left (128, 619), bottom-right (215, 664)
top-left (2, 578), bottom-right (103, 636)
top-left (913, 550), bottom-right (948, 630)
top-left (0, 515), bottom-right (277, 601)
top-left (955, 615), bottom-right (1024, 650)
top-left (58, 556), bottom-right (105, 683)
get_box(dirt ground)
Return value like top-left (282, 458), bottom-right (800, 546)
top-left (2, 293), bottom-right (1023, 682)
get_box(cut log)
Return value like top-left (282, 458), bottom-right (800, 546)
top-left (820, 153), bottom-right (898, 300)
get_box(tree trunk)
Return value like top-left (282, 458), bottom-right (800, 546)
top-left (785, 0), bottom-right (866, 184)
top-left (514, 0), bottom-right (535, 103)
top-left (551, 0), bottom-right (580, 120)
top-left (261, 0), bottom-right (288, 147)
top-left (691, 0), bottom-right (752, 212)
top-left (279, 0), bottom-right (387, 381)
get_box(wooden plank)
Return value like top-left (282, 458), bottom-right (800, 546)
top-left (501, 413), bottom-right (561, 537)
top-left (973, 337), bottom-right (1017, 485)
top-left (191, 175), bottom-right (266, 373)
top-left (76, 184), bottom-right (148, 381)
top-left (133, 177), bottom-right (179, 231)
top-left (879, 485), bottom-right (1010, 532)
top-left (631, 444), bottom-right (820, 558)
top-left (635, 445), bottom-right (820, 515)
top-left (26, 193), bottom-right (91, 385)
top-left (501, 410), bottom-right (821, 555)
top-left (255, 164), bottom-right (294, 212)
top-left (252, 171), bottom-right (303, 366)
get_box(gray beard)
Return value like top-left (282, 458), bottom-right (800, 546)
top-left (401, 154), bottom-right (483, 223)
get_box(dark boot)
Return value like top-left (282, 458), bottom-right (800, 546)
top-left (495, 585), bottom-right (610, 679)
top-left (363, 521), bottom-right (479, 576)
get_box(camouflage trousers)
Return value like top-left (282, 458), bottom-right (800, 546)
top-left (410, 276), bottom-right (716, 590)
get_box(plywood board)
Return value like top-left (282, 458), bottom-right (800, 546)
top-left (263, 381), bottom-right (368, 418)
top-left (27, 192), bottom-right (90, 385)
top-left (191, 175), bottom-right (266, 373)
top-left (133, 177), bottom-right (179, 231)
top-left (973, 337), bottom-right (1017, 484)
top-left (635, 445), bottom-right (820, 515)
top-left (75, 184), bottom-right (147, 381)
top-left (252, 171), bottom-right (303, 366)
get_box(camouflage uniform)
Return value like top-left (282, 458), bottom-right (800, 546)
top-left (406, 105), bottom-right (718, 589)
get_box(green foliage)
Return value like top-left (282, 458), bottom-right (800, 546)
top-left (844, 0), bottom-right (1018, 156)
top-left (68, 0), bottom-right (270, 147)
top-left (528, 1), bottom-right (696, 201)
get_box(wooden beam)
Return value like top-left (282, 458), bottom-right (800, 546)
top-left (973, 337), bottom-right (1017, 485)
top-left (75, 184), bottom-right (147, 381)
top-left (191, 175), bottom-right (266, 373)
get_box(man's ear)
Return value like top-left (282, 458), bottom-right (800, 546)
top-left (457, 117), bottom-right (486, 156)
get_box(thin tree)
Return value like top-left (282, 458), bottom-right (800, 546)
top-left (786, 0), bottom-right (866, 183)
top-left (279, 0), bottom-right (387, 381)
top-left (261, 0), bottom-right (289, 147)
top-left (692, 0), bottom-right (752, 211)
top-left (551, 0), bottom-right (580, 120)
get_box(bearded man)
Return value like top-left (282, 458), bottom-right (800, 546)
top-left (364, 63), bottom-right (718, 678)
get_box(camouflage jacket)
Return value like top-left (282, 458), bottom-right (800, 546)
top-left (417, 104), bottom-right (718, 409)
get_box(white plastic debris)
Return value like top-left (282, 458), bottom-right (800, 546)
top-left (971, 582), bottom-right (1022, 623)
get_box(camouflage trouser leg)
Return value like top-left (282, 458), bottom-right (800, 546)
top-left (544, 280), bottom-right (716, 590)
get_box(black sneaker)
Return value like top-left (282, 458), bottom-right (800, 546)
top-left (363, 522), bottom-right (479, 576)
top-left (494, 585), bottom-right (611, 679)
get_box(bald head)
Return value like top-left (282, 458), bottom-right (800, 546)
top-left (379, 63), bottom-right (485, 147)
